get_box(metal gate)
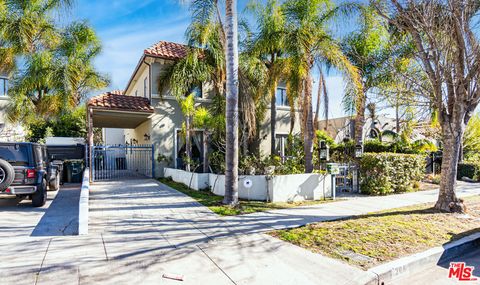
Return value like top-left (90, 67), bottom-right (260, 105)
top-left (91, 144), bottom-right (154, 181)
top-left (335, 164), bottom-right (360, 193)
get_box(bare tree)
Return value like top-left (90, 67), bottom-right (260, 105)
top-left (223, 0), bottom-right (239, 206)
top-left (374, 0), bottom-right (480, 212)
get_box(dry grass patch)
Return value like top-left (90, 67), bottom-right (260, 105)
top-left (271, 195), bottom-right (480, 269)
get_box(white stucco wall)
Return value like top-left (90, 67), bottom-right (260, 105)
top-left (209, 174), bottom-right (269, 201)
top-left (165, 168), bottom-right (334, 202)
top-left (269, 174), bottom-right (333, 202)
top-left (164, 168), bottom-right (209, 190)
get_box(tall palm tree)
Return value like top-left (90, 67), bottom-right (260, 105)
top-left (283, 0), bottom-right (361, 172)
top-left (247, 0), bottom-right (287, 156)
top-left (223, 0), bottom-right (239, 206)
top-left (341, 7), bottom-right (391, 145)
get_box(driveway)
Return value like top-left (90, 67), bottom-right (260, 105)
top-left (0, 184), bottom-right (81, 238)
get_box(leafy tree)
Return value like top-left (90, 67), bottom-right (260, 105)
top-left (374, 0), bottom-right (480, 212)
top-left (464, 113), bottom-right (480, 161)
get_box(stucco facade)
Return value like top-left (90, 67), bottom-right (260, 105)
top-left (109, 41), bottom-right (300, 177)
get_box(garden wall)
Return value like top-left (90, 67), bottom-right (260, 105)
top-left (164, 168), bottom-right (334, 202)
top-left (164, 168), bottom-right (209, 190)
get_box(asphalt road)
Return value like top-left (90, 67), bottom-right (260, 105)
top-left (0, 183), bottom-right (81, 238)
top-left (392, 248), bottom-right (480, 285)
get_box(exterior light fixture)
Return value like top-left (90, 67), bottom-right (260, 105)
top-left (319, 140), bottom-right (330, 161)
top-left (355, 143), bottom-right (364, 158)
top-left (144, 133), bottom-right (151, 141)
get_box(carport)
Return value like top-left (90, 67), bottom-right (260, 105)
top-left (87, 91), bottom-right (155, 181)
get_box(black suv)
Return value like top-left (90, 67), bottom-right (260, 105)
top-left (0, 143), bottom-right (61, 207)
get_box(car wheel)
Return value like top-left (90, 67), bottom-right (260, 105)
top-left (48, 173), bottom-right (60, 191)
top-left (32, 179), bottom-right (47, 207)
top-left (0, 159), bottom-right (15, 191)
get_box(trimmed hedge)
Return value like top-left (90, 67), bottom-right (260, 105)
top-left (359, 153), bottom-right (425, 195)
top-left (457, 162), bottom-right (480, 181)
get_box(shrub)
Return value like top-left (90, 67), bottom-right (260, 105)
top-left (457, 162), bottom-right (480, 181)
top-left (359, 153), bottom-right (425, 195)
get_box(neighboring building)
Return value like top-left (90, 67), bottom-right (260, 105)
top-left (318, 115), bottom-right (431, 143)
top-left (92, 41), bottom-right (301, 176)
top-left (0, 73), bottom-right (25, 142)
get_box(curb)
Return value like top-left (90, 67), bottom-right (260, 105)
top-left (366, 232), bottom-right (480, 284)
top-left (78, 168), bottom-right (90, 235)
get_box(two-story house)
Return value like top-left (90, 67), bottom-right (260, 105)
top-left (91, 41), bottom-right (301, 176)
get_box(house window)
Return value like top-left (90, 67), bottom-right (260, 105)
top-left (275, 134), bottom-right (289, 159)
top-left (143, 77), bottom-right (148, 98)
top-left (188, 84), bottom-right (202, 98)
top-left (175, 129), bottom-right (205, 170)
top-left (276, 88), bottom-right (288, 106)
top-left (0, 77), bottom-right (8, 97)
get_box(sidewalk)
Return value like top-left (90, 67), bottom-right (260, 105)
top-left (220, 182), bottom-right (480, 234)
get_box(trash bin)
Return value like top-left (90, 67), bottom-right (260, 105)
top-left (65, 160), bottom-right (84, 183)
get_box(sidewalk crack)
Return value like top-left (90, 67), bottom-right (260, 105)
top-left (197, 245), bottom-right (237, 285)
top-left (34, 238), bottom-right (52, 285)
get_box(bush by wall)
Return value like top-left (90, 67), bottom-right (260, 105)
top-left (457, 162), bottom-right (480, 181)
top-left (359, 153), bottom-right (425, 195)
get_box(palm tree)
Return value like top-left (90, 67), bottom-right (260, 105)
top-left (7, 21), bottom-right (108, 123)
top-left (283, 0), bottom-right (361, 173)
top-left (223, 0), bottom-right (239, 206)
top-left (341, 7), bottom-right (392, 145)
top-left (247, 0), bottom-right (287, 156)
top-left (54, 22), bottom-right (109, 107)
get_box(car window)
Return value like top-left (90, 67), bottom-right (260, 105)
top-left (33, 145), bottom-right (44, 167)
top-left (0, 144), bottom-right (31, 165)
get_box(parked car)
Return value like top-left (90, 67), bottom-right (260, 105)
top-left (0, 143), bottom-right (61, 207)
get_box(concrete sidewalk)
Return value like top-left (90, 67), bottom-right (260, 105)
top-left (221, 182), bottom-right (480, 233)
top-left (1, 179), bottom-right (478, 285)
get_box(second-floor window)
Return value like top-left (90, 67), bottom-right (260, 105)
top-left (143, 77), bottom-right (148, 98)
top-left (276, 87), bottom-right (288, 106)
top-left (0, 77), bottom-right (8, 97)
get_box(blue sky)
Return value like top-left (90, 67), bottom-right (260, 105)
top-left (74, 0), bottom-right (349, 119)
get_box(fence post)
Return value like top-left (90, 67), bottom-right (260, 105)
top-left (92, 146), bottom-right (95, 182)
top-left (151, 144), bottom-right (155, 178)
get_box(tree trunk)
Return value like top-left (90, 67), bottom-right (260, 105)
top-left (354, 90), bottom-right (366, 144)
top-left (185, 116), bottom-right (191, 172)
top-left (223, 0), bottom-right (239, 206)
top-left (314, 71), bottom-right (322, 131)
top-left (304, 75), bottom-right (314, 173)
top-left (203, 132), bottom-right (209, 173)
top-left (434, 114), bottom-right (465, 212)
top-left (270, 81), bottom-right (277, 156)
top-left (395, 97), bottom-right (400, 134)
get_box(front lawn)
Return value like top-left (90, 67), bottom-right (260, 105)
top-left (158, 178), bottom-right (336, 216)
top-left (271, 195), bottom-right (480, 269)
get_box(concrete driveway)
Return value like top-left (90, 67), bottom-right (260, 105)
top-left (0, 183), bottom-right (81, 238)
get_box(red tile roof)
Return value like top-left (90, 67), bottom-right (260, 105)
top-left (144, 41), bottom-right (189, 60)
top-left (88, 91), bottom-right (154, 113)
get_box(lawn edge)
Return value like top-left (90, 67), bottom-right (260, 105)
top-left (366, 231), bottom-right (480, 285)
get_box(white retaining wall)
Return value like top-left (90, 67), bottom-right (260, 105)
top-left (209, 174), bottom-right (268, 201)
top-left (164, 168), bottom-right (209, 190)
top-left (164, 168), bottom-right (334, 202)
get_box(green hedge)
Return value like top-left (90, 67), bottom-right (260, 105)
top-left (359, 153), bottom-right (425, 195)
top-left (457, 162), bottom-right (480, 181)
